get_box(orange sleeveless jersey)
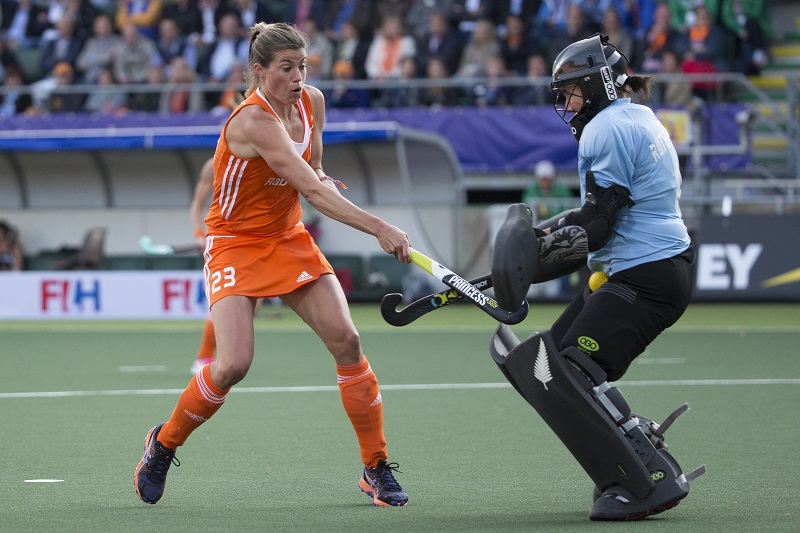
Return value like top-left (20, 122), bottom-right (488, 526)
top-left (203, 88), bottom-right (333, 306)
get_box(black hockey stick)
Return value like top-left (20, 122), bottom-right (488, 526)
top-left (404, 248), bottom-right (528, 325)
top-left (139, 235), bottom-right (202, 256)
top-left (381, 274), bottom-right (493, 326)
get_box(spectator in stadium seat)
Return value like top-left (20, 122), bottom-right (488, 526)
top-left (365, 14), bottom-right (416, 80)
top-left (154, 17), bottom-right (198, 75)
top-left (196, 0), bottom-right (230, 46)
top-left (281, 0), bottom-right (325, 30)
top-left (200, 11), bottom-right (247, 82)
top-left (0, 65), bottom-right (34, 116)
top-left (420, 54), bottom-right (461, 108)
top-left (470, 54), bottom-right (515, 106)
top-left (631, 0), bottom-right (660, 39)
top-left (449, 0), bottom-right (496, 44)
top-left (511, 52), bottom-right (551, 106)
top-left (532, 0), bottom-right (576, 47)
top-left (546, 4), bottom-right (595, 67)
top-left (66, 0), bottom-right (101, 41)
top-left (669, 0), bottom-right (718, 33)
top-left (630, 2), bottom-right (680, 73)
top-left (111, 21), bottom-right (157, 84)
top-left (229, 0), bottom-right (272, 37)
top-left (76, 13), bottom-right (120, 83)
top-left (674, 5), bottom-right (730, 99)
top-left (720, 0), bottom-right (770, 75)
top-left (300, 17), bottom-right (334, 81)
top-left (160, 55), bottom-right (205, 112)
top-left (326, 59), bottom-right (371, 108)
top-left (162, 0), bottom-right (204, 45)
top-left (375, 0), bottom-right (411, 28)
top-left (599, 6), bottom-right (633, 60)
top-left (126, 63), bottom-right (164, 110)
top-left (46, 60), bottom-right (86, 112)
top-left (210, 58), bottom-right (245, 115)
top-left (333, 19), bottom-right (370, 80)
top-left (1, 0), bottom-right (50, 49)
top-left (0, 219), bottom-right (24, 271)
top-left (499, 14), bottom-right (541, 76)
top-left (378, 55), bottom-right (420, 107)
top-left (133, 21), bottom-right (411, 509)
top-left (83, 65), bottom-right (128, 113)
top-left (676, 6), bottom-right (729, 72)
top-left (493, 0), bottom-right (541, 37)
top-left (406, 0), bottom-right (455, 41)
top-left (39, 15), bottom-right (85, 78)
top-left (319, 0), bottom-right (374, 42)
top-left (580, 0), bottom-right (626, 33)
top-left (455, 17), bottom-right (500, 78)
top-left (115, 0), bottom-right (163, 40)
top-left (657, 49), bottom-right (694, 108)
top-left (0, 36), bottom-right (21, 80)
top-left (415, 9), bottom-right (463, 78)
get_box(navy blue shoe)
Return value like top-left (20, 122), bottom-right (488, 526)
top-left (134, 424), bottom-right (179, 504)
top-left (359, 460), bottom-right (408, 507)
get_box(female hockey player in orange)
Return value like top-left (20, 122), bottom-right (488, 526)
top-left (136, 22), bottom-right (411, 507)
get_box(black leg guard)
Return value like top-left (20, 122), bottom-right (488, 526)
top-left (490, 325), bottom-right (705, 520)
top-left (491, 204), bottom-right (539, 311)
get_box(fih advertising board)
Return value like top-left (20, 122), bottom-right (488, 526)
top-left (0, 271), bottom-right (208, 319)
top-left (0, 214), bottom-right (797, 319)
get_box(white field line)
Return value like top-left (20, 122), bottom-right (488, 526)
top-left (118, 365), bottom-right (168, 372)
top-left (636, 358), bottom-right (686, 365)
top-left (1, 378), bottom-right (799, 400)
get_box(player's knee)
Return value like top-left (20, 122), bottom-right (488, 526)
top-left (325, 327), bottom-right (361, 360)
top-left (562, 341), bottom-right (629, 382)
top-left (212, 358), bottom-right (251, 388)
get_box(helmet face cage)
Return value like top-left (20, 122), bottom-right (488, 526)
top-left (550, 34), bottom-right (627, 130)
top-left (552, 81), bottom-right (587, 125)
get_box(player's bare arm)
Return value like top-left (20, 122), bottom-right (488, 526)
top-left (228, 102), bottom-right (410, 262)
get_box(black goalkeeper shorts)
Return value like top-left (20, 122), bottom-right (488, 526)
top-left (550, 245), bottom-right (694, 381)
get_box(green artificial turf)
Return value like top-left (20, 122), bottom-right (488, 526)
top-left (1, 302), bottom-right (798, 531)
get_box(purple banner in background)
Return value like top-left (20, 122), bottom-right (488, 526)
top-left (0, 105), bottom-right (750, 172)
top-left (327, 107), bottom-right (579, 173)
top-left (698, 104), bottom-right (752, 171)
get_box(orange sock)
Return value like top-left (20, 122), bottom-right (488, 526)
top-left (337, 356), bottom-right (387, 468)
top-left (197, 318), bottom-right (216, 360)
top-left (157, 364), bottom-right (229, 449)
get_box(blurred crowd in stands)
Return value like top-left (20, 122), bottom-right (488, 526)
top-left (0, 0), bottom-right (773, 115)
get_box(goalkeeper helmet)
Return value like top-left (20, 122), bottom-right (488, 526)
top-left (551, 34), bottom-right (629, 140)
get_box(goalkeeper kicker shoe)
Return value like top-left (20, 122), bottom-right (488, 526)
top-left (134, 423), bottom-right (180, 504)
top-left (359, 460), bottom-right (408, 507)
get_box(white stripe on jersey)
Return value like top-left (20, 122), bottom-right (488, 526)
top-left (219, 155), bottom-right (234, 208)
top-left (220, 156), bottom-right (248, 220)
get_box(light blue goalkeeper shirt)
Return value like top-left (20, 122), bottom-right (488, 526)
top-left (578, 98), bottom-right (691, 276)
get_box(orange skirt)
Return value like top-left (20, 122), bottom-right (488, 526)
top-left (204, 223), bottom-right (334, 307)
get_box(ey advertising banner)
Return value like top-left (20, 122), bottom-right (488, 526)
top-left (694, 214), bottom-right (800, 301)
top-left (0, 271), bottom-right (208, 320)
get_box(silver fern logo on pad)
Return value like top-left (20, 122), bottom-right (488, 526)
top-left (534, 339), bottom-right (553, 390)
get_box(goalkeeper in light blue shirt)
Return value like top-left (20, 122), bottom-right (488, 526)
top-left (490, 33), bottom-right (701, 522)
